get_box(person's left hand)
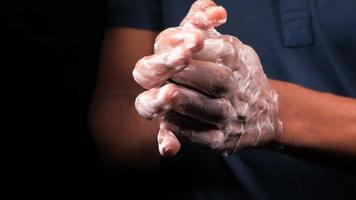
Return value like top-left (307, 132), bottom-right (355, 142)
top-left (133, 0), bottom-right (282, 156)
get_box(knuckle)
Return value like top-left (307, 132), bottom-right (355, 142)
top-left (243, 44), bottom-right (257, 55)
top-left (160, 83), bottom-right (179, 102)
top-left (217, 99), bottom-right (235, 120)
top-left (166, 47), bottom-right (191, 66)
top-left (210, 69), bottom-right (233, 97)
top-left (156, 28), bottom-right (179, 43)
top-left (184, 30), bottom-right (203, 52)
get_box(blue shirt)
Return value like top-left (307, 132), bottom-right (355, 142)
top-left (109, 0), bottom-right (356, 199)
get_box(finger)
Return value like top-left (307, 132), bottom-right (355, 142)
top-left (193, 38), bottom-right (235, 67)
top-left (161, 112), bottom-right (225, 149)
top-left (237, 44), bottom-right (269, 85)
top-left (133, 30), bottom-right (203, 89)
top-left (220, 113), bottom-right (274, 152)
top-left (204, 5), bottom-right (228, 28)
top-left (171, 59), bottom-right (234, 97)
top-left (135, 83), bottom-right (236, 124)
top-left (238, 44), bottom-right (263, 71)
top-left (180, 0), bottom-right (227, 30)
top-left (154, 27), bottom-right (203, 54)
top-left (193, 35), bottom-right (245, 70)
top-left (189, 0), bottom-right (217, 12)
top-left (157, 128), bottom-right (181, 157)
top-left (133, 46), bottom-right (190, 89)
top-left (172, 86), bottom-right (236, 124)
top-left (217, 122), bottom-right (245, 153)
top-left (135, 83), bottom-right (177, 120)
top-left (220, 39), bottom-right (262, 78)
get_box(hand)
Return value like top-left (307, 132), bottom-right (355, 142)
top-left (133, 0), bottom-right (282, 156)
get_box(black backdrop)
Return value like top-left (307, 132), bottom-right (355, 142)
top-left (6, 2), bottom-right (181, 199)
top-left (5, 1), bottom-right (126, 198)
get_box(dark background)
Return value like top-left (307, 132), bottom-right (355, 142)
top-left (5, 1), bottom-right (129, 198)
top-left (5, 2), bottom-right (187, 199)
top-left (5, 1), bottom-right (355, 199)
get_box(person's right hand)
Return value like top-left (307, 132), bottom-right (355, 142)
top-left (133, 0), bottom-right (282, 157)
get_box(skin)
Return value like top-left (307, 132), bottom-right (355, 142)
top-left (133, 2), bottom-right (282, 155)
top-left (90, 0), bottom-right (356, 168)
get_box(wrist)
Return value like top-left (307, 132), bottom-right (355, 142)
top-left (268, 79), bottom-right (321, 149)
top-left (268, 79), bottom-right (299, 146)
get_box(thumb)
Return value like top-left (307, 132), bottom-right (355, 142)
top-left (180, 0), bottom-right (227, 30)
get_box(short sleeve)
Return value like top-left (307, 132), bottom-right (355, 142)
top-left (108, 0), bottom-right (164, 31)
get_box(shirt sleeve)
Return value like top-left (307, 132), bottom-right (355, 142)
top-left (108, 0), bottom-right (164, 31)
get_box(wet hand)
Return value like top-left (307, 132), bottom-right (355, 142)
top-left (133, 0), bottom-right (282, 156)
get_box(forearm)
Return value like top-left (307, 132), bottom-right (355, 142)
top-left (90, 93), bottom-right (161, 168)
top-left (270, 79), bottom-right (356, 156)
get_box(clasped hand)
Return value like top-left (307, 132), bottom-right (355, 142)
top-left (133, 0), bottom-right (282, 156)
